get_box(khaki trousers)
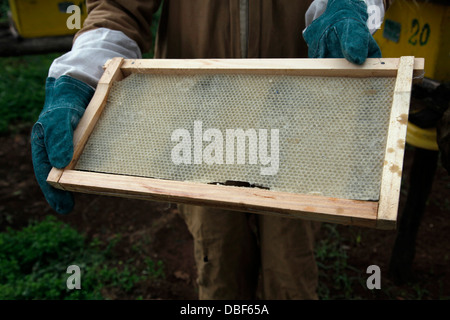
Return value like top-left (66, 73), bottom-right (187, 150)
top-left (178, 204), bottom-right (319, 300)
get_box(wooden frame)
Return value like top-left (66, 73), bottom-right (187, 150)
top-left (47, 57), bottom-right (424, 230)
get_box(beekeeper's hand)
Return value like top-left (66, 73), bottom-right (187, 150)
top-left (31, 76), bottom-right (94, 214)
top-left (303, 0), bottom-right (382, 65)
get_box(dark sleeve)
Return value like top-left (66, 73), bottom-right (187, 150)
top-left (76, 0), bottom-right (162, 54)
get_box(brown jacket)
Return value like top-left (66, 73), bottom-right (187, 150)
top-left (78, 0), bottom-right (314, 59)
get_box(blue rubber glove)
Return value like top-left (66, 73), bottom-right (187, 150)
top-left (31, 76), bottom-right (94, 214)
top-left (303, 0), bottom-right (382, 65)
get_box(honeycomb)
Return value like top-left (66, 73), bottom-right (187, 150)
top-left (75, 72), bottom-right (395, 200)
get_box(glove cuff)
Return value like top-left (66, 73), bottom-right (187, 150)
top-left (42, 75), bottom-right (95, 116)
top-left (49, 28), bottom-right (142, 88)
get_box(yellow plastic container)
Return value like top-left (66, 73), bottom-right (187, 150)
top-left (9, 0), bottom-right (87, 38)
top-left (373, 0), bottom-right (450, 82)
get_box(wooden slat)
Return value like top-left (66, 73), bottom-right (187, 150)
top-left (120, 58), bottom-right (424, 78)
top-left (377, 56), bottom-right (416, 230)
top-left (69, 57), bottom-right (125, 167)
top-left (58, 170), bottom-right (379, 227)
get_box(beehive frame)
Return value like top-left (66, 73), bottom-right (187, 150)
top-left (47, 57), bottom-right (424, 230)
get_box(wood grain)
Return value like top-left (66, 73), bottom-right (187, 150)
top-left (120, 58), bottom-right (424, 78)
top-left (58, 170), bottom-right (379, 227)
top-left (377, 56), bottom-right (415, 230)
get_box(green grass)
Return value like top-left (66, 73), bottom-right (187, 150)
top-left (0, 216), bottom-right (164, 299)
top-left (0, 0), bottom-right (8, 23)
top-left (0, 54), bottom-right (61, 134)
top-left (315, 224), bottom-right (365, 299)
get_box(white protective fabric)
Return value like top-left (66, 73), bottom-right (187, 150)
top-left (48, 28), bottom-right (142, 88)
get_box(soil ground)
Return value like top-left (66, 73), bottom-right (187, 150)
top-left (1, 131), bottom-right (449, 300)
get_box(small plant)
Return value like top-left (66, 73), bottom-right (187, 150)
top-left (144, 257), bottom-right (165, 280)
top-left (315, 224), bottom-right (362, 299)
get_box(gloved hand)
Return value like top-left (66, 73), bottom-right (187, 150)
top-left (303, 0), bottom-right (382, 65)
top-left (31, 75), bottom-right (94, 214)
